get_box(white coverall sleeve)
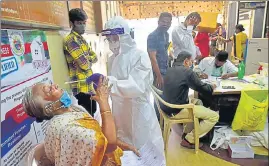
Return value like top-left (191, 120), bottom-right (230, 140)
top-left (108, 53), bottom-right (152, 98)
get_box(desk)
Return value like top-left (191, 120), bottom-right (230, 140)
top-left (195, 75), bottom-right (268, 124)
top-left (195, 75), bottom-right (268, 96)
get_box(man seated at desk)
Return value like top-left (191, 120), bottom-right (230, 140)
top-left (162, 51), bottom-right (219, 149)
top-left (197, 51), bottom-right (238, 79)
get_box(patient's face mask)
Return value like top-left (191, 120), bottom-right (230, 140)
top-left (44, 90), bottom-right (72, 113)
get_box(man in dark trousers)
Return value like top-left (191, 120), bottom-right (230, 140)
top-left (162, 51), bottom-right (219, 149)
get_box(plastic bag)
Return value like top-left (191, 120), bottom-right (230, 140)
top-left (210, 126), bottom-right (239, 150)
top-left (232, 90), bottom-right (268, 131)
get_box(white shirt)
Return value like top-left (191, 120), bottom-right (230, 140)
top-left (172, 23), bottom-right (196, 60)
top-left (198, 57), bottom-right (238, 77)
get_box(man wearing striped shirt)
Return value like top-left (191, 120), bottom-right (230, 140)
top-left (64, 8), bottom-right (97, 116)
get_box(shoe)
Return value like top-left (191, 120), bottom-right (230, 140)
top-left (180, 138), bottom-right (203, 149)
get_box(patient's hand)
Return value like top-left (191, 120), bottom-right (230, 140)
top-left (117, 139), bottom-right (141, 157)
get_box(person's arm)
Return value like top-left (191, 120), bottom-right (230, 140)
top-left (221, 61), bottom-right (238, 79)
top-left (99, 101), bottom-right (117, 153)
top-left (108, 53), bottom-right (152, 98)
top-left (87, 43), bottom-right (98, 63)
top-left (224, 36), bottom-right (233, 43)
top-left (147, 50), bottom-right (161, 76)
top-left (88, 49), bottom-right (98, 63)
top-left (91, 77), bottom-right (117, 153)
top-left (117, 139), bottom-right (140, 156)
top-left (194, 58), bottom-right (208, 79)
top-left (147, 34), bottom-right (163, 88)
top-left (187, 70), bottom-right (215, 95)
top-left (65, 39), bottom-right (92, 71)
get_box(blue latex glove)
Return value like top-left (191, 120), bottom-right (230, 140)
top-left (86, 73), bottom-right (104, 94)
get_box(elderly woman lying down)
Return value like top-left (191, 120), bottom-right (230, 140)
top-left (22, 76), bottom-right (139, 166)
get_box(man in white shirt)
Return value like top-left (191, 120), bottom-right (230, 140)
top-left (172, 12), bottom-right (201, 60)
top-left (197, 51), bottom-right (238, 79)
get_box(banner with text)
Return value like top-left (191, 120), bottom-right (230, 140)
top-left (1, 30), bottom-right (53, 166)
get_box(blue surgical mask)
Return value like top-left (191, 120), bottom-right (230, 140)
top-left (44, 90), bottom-right (72, 113)
top-left (59, 91), bottom-right (72, 108)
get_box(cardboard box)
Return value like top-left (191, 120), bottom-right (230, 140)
top-left (228, 136), bottom-right (254, 159)
top-left (197, 12), bottom-right (218, 33)
top-left (197, 26), bottom-right (216, 33)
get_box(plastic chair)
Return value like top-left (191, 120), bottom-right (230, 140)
top-left (25, 143), bottom-right (53, 166)
top-left (150, 85), bottom-right (200, 156)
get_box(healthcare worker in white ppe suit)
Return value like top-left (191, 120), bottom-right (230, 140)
top-left (102, 16), bottom-right (165, 160)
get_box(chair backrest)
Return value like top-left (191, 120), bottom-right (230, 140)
top-left (150, 85), bottom-right (170, 119)
top-left (25, 143), bottom-right (53, 166)
top-left (150, 85), bottom-right (195, 120)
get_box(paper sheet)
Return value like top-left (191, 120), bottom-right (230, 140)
top-left (121, 142), bottom-right (166, 166)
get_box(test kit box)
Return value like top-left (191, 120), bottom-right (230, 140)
top-left (228, 136), bottom-right (254, 159)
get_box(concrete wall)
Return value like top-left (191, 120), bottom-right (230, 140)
top-left (46, 31), bottom-right (71, 92)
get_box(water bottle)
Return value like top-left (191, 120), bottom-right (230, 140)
top-left (238, 61), bottom-right (245, 79)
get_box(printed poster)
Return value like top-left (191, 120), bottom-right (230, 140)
top-left (1, 30), bottom-right (53, 166)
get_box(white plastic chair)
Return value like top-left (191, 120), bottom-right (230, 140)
top-left (25, 143), bottom-right (53, 166)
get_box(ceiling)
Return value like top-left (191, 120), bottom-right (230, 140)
top-left (119, 1), bottom-right (225, 19)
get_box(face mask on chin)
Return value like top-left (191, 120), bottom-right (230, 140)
top-left (44, 90), bottom-right (72, 113)
top-left (109, 41), bottom-right (120, 55)
top-left (59, 91), bottom-right (72, 108)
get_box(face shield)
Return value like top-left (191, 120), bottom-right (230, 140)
top-left (102, 16), bottom-right (136, 56)
top-left (102, 28), bottom-right (124, 55)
